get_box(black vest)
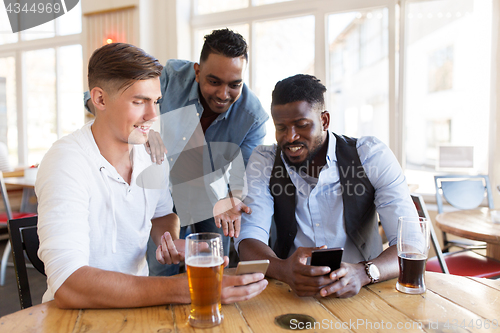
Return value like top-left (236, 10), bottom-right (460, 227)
top-left (269, 133), bottom-right (380, 260)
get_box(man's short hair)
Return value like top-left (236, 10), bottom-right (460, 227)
top-left (200, 28), bottom-right (248, 63)
top-left (271, 74), bottom-right (327, 109)
top-left (88, 43), bottom-right (163, 94)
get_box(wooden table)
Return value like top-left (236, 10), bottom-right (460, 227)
top-left (436, 208), bottom-right (500, 260)
top-left (1, 272), bottom-right (499, 332)
top-left (3, 177), bottom-right (37, 213)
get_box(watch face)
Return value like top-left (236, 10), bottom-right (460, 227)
top-left (369, 264), bottom-right (381, 280)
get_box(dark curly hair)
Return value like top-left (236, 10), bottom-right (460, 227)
top-left (200, 28), bottom-right (248, 63)
top-left (271, 74), bottom-right (326, 110)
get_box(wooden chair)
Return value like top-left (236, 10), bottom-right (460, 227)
top-left (411, 194), bottom-right (500, 278)
top-left (0, 171), bottom-right (36, 286)
top-left (434, 175), bottom-right (493, 252)
top-left (7, 215), bottom-right (45, 309)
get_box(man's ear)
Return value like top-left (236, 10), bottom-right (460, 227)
top-left (193, 63), bottom-right (201, 83)
top-left (321, 111), bottom-right (330, 131)
top-left (90, 87), bottom-right (106, 112)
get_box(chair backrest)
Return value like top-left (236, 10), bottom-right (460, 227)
top-left (434, 175), bottom-right (494, 214)
top-left (7, 215), bottom-right (45, 309)
top-left (0, 171), bottom-right (13, 220)
top-left (410, 194), bottom-right (450, 274)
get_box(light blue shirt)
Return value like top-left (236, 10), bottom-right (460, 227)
top-left (235, 132), bottom-right (417, 263)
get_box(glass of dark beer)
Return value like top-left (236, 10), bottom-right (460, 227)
top-left (185, 233), bottom-right (224, 328)
top-left (396, 216), bottom-right (430, 294)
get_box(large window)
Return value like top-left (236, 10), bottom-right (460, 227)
top-left (0, 2), bottom-right (83, 167)
top-left (402, 0), bottom-right (492, 193)
top-left (192, 0), bottom-right (395, 145)
top-left (191, 0), bottom-right (496, 196)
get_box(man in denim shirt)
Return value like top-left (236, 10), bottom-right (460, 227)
top-left (86, 29), bottom-right (268, 276)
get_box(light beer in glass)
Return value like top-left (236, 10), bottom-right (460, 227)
top-left (185, 233), bottom-right (224, 328)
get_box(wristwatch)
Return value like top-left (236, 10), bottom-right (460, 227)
top-left (363, 261), bottom-right (380, 284)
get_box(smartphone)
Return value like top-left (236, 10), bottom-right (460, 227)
top-left (235, 260), bottom-right (270, 275)
top-left (310, 247), bottom-right (344, 272)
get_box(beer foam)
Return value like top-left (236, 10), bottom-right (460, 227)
top-left (186, 256), bottom-right (224, 267)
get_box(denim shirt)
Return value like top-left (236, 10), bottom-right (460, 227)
top-left (158, 59), bottom-right (268, 167)
top-left (235, 132), bottom-right (417, 263)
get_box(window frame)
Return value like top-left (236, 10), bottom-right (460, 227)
top-left (0, 29), bottom-right (82, 166)
top-left (190, 0), bottom-right (500, 200)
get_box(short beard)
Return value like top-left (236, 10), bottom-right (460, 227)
top-left (282, 134), bottom-right (324, 172)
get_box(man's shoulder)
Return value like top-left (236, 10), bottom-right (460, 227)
top-left (165, 59), bottom-right (195, 76)
top-left (42, 122), bottom-right (105, 170)
top-left (249, 144), bottom-right (277, 163)
top-left (233, 84), bottom-right (268, 122)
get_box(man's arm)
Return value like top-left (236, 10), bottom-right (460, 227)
top-left (54, 264), bottom-right (268, 309)
top-left (238, 239), bottom-right (332, 297)
top-left (317, 245), bottom-right (398, 298)
top-left (213, 118), bottom-right (268, 237)
top-left (316, 136), bottom-right (416, 298)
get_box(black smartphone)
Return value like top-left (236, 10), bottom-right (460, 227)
top-left (310, 247), bottom-right (344, 272)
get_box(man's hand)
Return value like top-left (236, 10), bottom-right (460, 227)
top-left (146, 129), bottom-right (167, 164)
top-left (280, 246), bottom-right (336, 297)
top-left (156, 232), bottom-right (185, 265)
top-left (213, 197), bottom-right (251, 238)
top-left (221, 273), bottom-right (268, 304)
top-left (317, 262), bottom-right (369, 298)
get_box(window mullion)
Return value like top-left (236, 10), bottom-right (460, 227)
top-left (55, 47), bottom-right (61, 139)
top-left (16, 50), bottom-right (26, 166)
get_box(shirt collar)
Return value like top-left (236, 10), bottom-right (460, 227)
top-left (326, 131), bottom-right (337, 167)
top-left (188, 81), bottom-right (199, 102)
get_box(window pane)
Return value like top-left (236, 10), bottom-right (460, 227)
top-left (25, 49), bottom-right (56, 166)
top-left (21, 20), bottom-right (55, 41)
top-left (327, 9), bottom-right (389, 145)
top-left (57, 1), bottom-right (82, 35)
top-left (59, 45), bottom-right (84, 136)
top-left (0, 57), bottom-right (17, 169)
top-left (0, 5), bottom-right (18, 45)
top-left (196, 0), bottom-right (248, 15)
top-left (403, 0), bottom-right (491, 193)
top-left (254, 15), bottom-right (315, 144)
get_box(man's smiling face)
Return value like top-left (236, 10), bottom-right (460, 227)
top-left (194, 53), bottom-right (246, 114)
top-left (272, 100), bottom-right (329, 168)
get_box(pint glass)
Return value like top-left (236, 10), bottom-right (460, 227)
top-left (396, 217), bottom-right (430, 294)
top-left (185, 233), bottom-right (224, 328)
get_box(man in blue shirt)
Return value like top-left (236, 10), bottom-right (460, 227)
top-left (235, 74), bottom-right (417, 298)
top-left (87, 29), bottom-right (268, 276)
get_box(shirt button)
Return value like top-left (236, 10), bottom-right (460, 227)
top-left (182, 137), bottom-right (186, 140)
top-left (315, 223), bottom-right (320, 227)
top-left (170, 158), bottom-right (173, 162)
top-left (196, 113), bottom-right (199, 116)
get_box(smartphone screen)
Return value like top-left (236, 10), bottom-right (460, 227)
top-left (310, 247), bottom-right (344, 272)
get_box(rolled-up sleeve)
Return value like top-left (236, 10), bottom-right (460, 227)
top-left (234, 145), bottom-right (275, 252)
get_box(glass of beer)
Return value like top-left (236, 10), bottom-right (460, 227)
top-left (185, 232), bottom-right (224, 328)
top-left (396, 216), bottom-right (430, 294)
